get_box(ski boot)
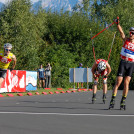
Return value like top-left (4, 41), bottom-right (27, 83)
top-left (109, 99), bottom-right (115, 109)
top-left (120, 100), bottom-right (126, 110)
top-left (92, 97), bottom-right (96, 104)
top-left (92, 94), bottom-right (96, 104)
top-left (102, 95), bottom-right (106, 104)
top-left (103, 96), bottom-right (106, 104)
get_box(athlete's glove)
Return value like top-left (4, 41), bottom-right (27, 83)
top-left (9, 68), bottom-right (13, 71)
top-left (114, 17), bottom-right (119, 25)
top-left (103, 75), bottom-right (108, 79)
top-left (93, 74), bottom-right (98, 79)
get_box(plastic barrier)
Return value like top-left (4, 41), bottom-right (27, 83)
top-left (0, 70), bottom-right (37, 93)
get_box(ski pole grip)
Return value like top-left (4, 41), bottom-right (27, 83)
top-left (116, 16), bottom-right (119, 25)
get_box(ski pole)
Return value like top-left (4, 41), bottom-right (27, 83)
top-left (108, 32), bottom-right (116, 61)
top-left (9, 70), bottom-right (20, 78)
top-left (91, 32), bottom-right (96, 61)
top-left (90, 17), bottom-right (119, 40)
top-left (92, 39), bottom-right (96, 62)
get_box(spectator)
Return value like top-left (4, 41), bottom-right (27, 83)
top-left (45, 63), bottom-right (52, 88)
top-left (38, 64), bottom-right (45, 88)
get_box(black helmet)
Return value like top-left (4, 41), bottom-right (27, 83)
top-left (129, 27), bottom-right (134, 31)
top-left (79, 63), bottom-right (83, 66)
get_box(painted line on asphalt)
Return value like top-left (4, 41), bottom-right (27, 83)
top-left (0, 112), bottom-right (134, 117)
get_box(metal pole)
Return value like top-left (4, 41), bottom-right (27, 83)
top-left (73, 68), bottom-right (75, 89)
top-left (87, 67), bottom-right (89, 90)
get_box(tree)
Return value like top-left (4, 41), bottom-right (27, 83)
top-left (0, 0), bottom-right (47, 70)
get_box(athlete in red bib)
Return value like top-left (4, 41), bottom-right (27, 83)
top-left (91, 59), bottom-right (111, 104)
top-left (109, 18), bottom-right (134, 110)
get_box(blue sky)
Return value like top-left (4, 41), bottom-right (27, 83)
top-left (0, 0), bottom-right (83, 4)
top-left (0, 0), bottom-right (37, 3)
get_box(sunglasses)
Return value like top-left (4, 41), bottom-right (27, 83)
top-left (130, 32), bottom-right (134, 35)
top-left (5, 49), bottom-right (11, 51)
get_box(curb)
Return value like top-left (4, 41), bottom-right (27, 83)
top-left (17, 93), bottom-right (23, 96)
top-left (35, 92), bottom-right (40, 95)
top-left (27, 93), bottom-right (33, 96)
top-left (7, 94), bottom-right (14, 97)
top-left (55, 91), bottom-right (60, 94)
top-left (0, 88), bottom-right (93, 97)
top-left (0, 94), bottom-right (4, 97)
top-left (49, 92), bottom-right (53, 94)
top-left (42, 92), bottom-right (47, 95)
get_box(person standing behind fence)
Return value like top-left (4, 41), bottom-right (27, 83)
top-left (77, 63), bottom-right (83, 89)
top-left (45, 63), bottom-right (52, 88)
top-left (38, 64), bottom-right (45, 88)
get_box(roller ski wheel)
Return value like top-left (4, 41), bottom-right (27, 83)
top-left (103, 99), bottom-right (106, 104)
top-left (92, 98), bottom-right (96, 104)
top-left (109, 100), bottom-right (115, 110)
top-left (102, 97), bottom-right (106, 104)
top-left (120, 102), bottom-right (126, 110)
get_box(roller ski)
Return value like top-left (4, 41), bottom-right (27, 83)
top-left (92, 93), bottom-right (96, 104)
top-left (103, 97), bottom-right (106, 104)
top-left (120, 100), bottom-right (126, 110)
top-left (109, 99), bottom-right (115, 109)
top-left (102, 94), bottom-right (106, 104)
top-left (92, 97), bottom-right (96, 104)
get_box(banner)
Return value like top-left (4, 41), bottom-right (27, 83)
top-left (69, 68), bottom-right (93, 83)
top-left (0, 70), bottom-right (26, 93)
top-left (26, 71), bottom-right (37, 91)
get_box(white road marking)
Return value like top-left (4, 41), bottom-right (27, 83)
top-left (0, 112), bottom-right (133, 117)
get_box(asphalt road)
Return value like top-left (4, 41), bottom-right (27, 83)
top-left (0, 90), bottom-right (134, 134)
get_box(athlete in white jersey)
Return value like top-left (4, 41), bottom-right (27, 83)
top-left (109, 18), bottom-right (134, 110)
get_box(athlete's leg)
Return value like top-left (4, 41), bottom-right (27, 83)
top-left (109, 76), bottom-right (123, 109)
top-left (103, 78), bottom-right (107, 94)
top-left (92, 78), bottom-right (98, 103)
top-left (93, 79), bottom-right (98, 94)
top-left (123, 76), bottom-right (131, 96)
top-left (0, 77), bottom-right (4, 89)
top-left (102, 78), bottom-right (107, 103)
top-left (120, 76), bottom-right (131, 110)
top-left (0, 70), bottom-right (7, 89)
top-left (112, 76), bottom-right (123, 96)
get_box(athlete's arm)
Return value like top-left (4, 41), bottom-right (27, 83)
top-left (91, 63), bottom-right (97, 78)
top-left (11, 55), bottom-right (16, 69)
top-left (106, 62), bottom-right (111, 76)
top-left (117, 24), bottom-right (126, 41)
top-left (115, 18), bottom-right (126, 41)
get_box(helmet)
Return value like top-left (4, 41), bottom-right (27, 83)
top-left (97, 61), bottom-right (106, 72)
top-left (4, 43), bottom-right (12, 49)
top-left (79, 63), bottom-right (83, 66)
top-left (129, 27), bottom-right (134, 31)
